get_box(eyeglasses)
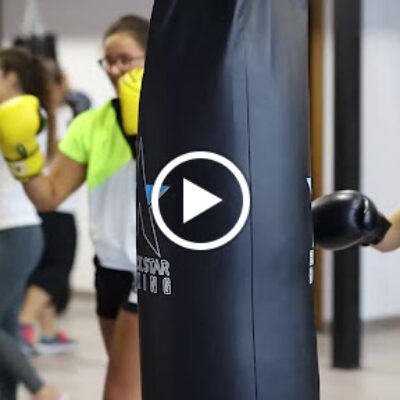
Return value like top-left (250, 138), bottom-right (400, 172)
top-left (98, 56), bottom-right (145, 71)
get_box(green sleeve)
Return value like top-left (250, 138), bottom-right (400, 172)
top-left (58, 110), bottom-right (94, 164)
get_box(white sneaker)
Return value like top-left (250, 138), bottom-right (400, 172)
top-left (36, 332), bottom-right (77, 355)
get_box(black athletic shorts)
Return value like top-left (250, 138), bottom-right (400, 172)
top-left (29, 211), bottom-right (77, 314)
top-left (123, 286), bottom-right (138, 314)
top-left (94, 256), bottom-right (138, 319)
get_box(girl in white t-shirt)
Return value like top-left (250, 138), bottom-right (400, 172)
top-left (0, 47), bottom-right (65, 400)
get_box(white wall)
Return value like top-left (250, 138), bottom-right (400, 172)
top-left (1, 0), bottom-right (153, 291)
top-left (322, 0), bottom-right (400, 322)
top-left (361, 0), bottom-right (400, 320)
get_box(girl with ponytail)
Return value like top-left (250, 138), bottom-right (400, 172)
top-left (0, 47), bottom-right (64, 400)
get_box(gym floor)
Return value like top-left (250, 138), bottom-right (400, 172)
top-left (18, 297), bottom-right (400, 400)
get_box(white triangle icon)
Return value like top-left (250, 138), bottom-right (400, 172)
top-left (183, 179), bottom-right (222, 224)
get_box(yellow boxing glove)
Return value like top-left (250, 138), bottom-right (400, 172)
top-left (0, 95), bottom-right (45, 182)
top-left (118, 68), bottom-right (144, 136)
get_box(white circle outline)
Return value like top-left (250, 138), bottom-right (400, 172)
top-left (151, 152), bottom-right (251, 251)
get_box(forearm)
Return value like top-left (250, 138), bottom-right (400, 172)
top-left (22, 152), bottom-right (86, 211)
top-left (23, 174), bottom-right (63, 211)
top-left (374, 209), bottom-right (400, 252)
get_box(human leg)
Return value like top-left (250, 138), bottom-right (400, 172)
top-left (20, 286), bottom-right (52, 326)
top-left (0, 227), bottom-right (43, 398)
top-left (94, 261), bottom-right (133, 356)
top-left (0, 227), bottom-right (62, 399)
top-left (103, 309), bottom-right (141, 400)
top-left (35, 305), bottom-right (77, 355)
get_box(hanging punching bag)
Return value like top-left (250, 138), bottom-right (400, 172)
top-left (14, 33), bottom-right (58, 60)
top-left (137, 0), bottom-right (319, 399)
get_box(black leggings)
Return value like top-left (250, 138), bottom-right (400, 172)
top-left (28, 212), bottom-right (77, 314)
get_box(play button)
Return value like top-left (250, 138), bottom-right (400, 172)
top-left (183, 179), bottom-right (222, 224)
top-left (152, 151), bottom-right (251, 251)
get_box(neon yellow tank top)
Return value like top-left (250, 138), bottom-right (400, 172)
top-left (59, 100), bottom-right (136, 272)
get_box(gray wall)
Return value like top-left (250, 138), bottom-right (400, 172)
top-left (0, 0), bottom-right (3, 42)
top-left (2, 0), bottom-right (153, 38)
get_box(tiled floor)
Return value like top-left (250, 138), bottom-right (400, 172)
top-left (18, 297), bottom-right (400, 399)
top-left (19, 298), bottom-right (107, 400)
top-left (318, 322), bottom-right (400, 399)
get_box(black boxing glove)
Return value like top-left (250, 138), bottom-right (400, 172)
top-left (312, 190), bottom-right (391, 251)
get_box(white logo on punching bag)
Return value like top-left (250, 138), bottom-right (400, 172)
top-left (136, 137), bottom-right (174, 296)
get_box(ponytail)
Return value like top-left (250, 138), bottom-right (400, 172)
top-left (0, 47), bottom-right (56, 159)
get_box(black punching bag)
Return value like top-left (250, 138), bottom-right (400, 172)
top-left (137, 0), bottom-right (319, 399)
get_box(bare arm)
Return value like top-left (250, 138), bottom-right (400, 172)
top-left (374, 209), bottom-right (400, 252)
top-left (23, 152), bottom-right (86, 211)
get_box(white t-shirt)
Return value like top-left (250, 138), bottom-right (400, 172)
top-left (59, 101), bottom-right (136, 272)
top-left (0, 103), bottom-right (81, 231)
top-left (0, 133), bottom-right (47, 231)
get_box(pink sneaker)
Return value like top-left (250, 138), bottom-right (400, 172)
top-left (20, 324), bottom-right (38, 356)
